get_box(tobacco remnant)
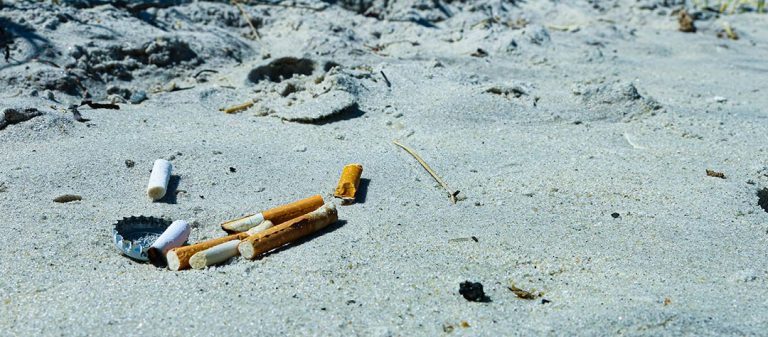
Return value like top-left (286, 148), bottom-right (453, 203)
top-left (508, 283), bottom-right (543, 300)
top-left (706, 169), bottom-right (726, 179)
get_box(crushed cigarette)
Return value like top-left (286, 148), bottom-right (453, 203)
top-left (147, 159), bottom-right (173, 201)
top-left (147, 220), bottom-right (190, 266)
top-left (706, 169), bottom-right (726, 179)
top-left (219, 100), bottom-right (254, 114)
top-left (334, 163), bottom-right (363, 205)
top-left (220, 194), bottom-right (324, 233)
top-left (238, 203), bottom-right (338, 260)
top-left (167, 221), bottom-right (274, 271)
top-left (393, 140), bottom-right (457, 204)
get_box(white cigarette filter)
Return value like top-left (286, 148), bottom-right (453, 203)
top-left (223, 213), bottom-right (265, 233)
top-left (147, 159), bottom-right (173, 201)
top-left (189, 240), bottom-right (240, 270)
top-left (148, 219), bottom-right (190, 266)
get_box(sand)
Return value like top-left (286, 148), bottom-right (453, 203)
top-left (1, 0), bottom-right (767, 335)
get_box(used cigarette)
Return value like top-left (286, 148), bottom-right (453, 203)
top-left (147, 159), bottom-right (172, 201)
top-left (148, 219), bottom-right (190, 266)
top-left (219, 100), bottom-right (254, 114)
top-left (167, 221), bottom-right (274, 271)
top-left (167, 233), bottom-right (246, 271)
top-left (333, 163), bottom-right (363, 204)
top-left (238, 203), bottom-right (338, 260)
top-left (189, 240), bottom-right (241, 270)
top-left (220, 194), bottom-right (324, 233)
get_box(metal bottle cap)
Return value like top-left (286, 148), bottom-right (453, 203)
top-left (112, 216), bottom-right (171, 261)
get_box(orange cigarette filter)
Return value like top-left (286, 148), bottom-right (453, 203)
top-left (333, 164), bottom-right (363, 204)
top-left (220, 194), bottom-right (324, 233)
top-left (166, 232), bottom-right (248, 271)
top-left (239, 203), bottom-right (338, 260)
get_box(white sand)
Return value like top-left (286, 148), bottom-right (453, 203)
top-left (1, 0), bottom-right (767, 335)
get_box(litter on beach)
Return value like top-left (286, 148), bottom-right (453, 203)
top-left (113, 162), bottom-right (355, 270)
top-left (147, 159), bottom-right (173, 201)
top-left (239, 203), bottom-right (338, 260)
top-left (334, 163), bottom-right (363, 205)
top-left (148, 219), bottom-right (191, 266)
top-left (166, 221), bottom-right (274, 271)
top-left (220, 194), bottom-right (325, 233)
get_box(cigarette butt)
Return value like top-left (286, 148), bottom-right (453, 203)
top-left (147, 159), bottom-right (172, 201)
top-left (333, 163), bottom-right (363, 204)
top-left (167, 232), bottom-right (246, 271)
top-left (167, 221), bottom-right (274, 271)
top-left (219, 100), bottom-right (254, 114)
top-left (189, 240), bottom-right (241, 270)
top-left (148, 220), bottom-right (190, 266)
top-left (220, 194), bottom-right (324, 233)
top-left (238, 203), bottom-right (337, 260)
top-left (220, 213), bottom-right (265, 233)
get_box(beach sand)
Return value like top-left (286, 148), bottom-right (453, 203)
top-left (1, 1), bottom-right (767, 335)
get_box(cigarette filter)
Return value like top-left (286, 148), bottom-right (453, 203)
top-left (333, 163), bottom-right (363, 204)
top-left (220, 194), bottom-right (324, 233)
top-left (167, 232), bottom-right (246, 271)
top-left (238, 203), bottom-right (338, 260)
top-left (147, 159), bottom-right (173, 201)
top-left (148, 219), bottom-right (190, 266)
top-left (167, 221), bottom-right (274, 271)
top-left (189, 240), bottom-right (238, 270)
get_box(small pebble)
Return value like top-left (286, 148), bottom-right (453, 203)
top-left (53, 194), bottom-right (82, 203)
top-left (125, 159), bottom-right (135, 168)
top-left (130, 90), bottom-right (148, 104)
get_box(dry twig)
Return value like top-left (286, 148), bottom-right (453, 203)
top-left (232, 0), bottom-right (261, 39)
top-left (393, 140), bottom-right (457, 204)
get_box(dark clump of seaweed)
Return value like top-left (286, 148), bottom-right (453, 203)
top-left (757, 188), bottom-right (768, 213)
top-left (459, 281), bottom-right (491, 302)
